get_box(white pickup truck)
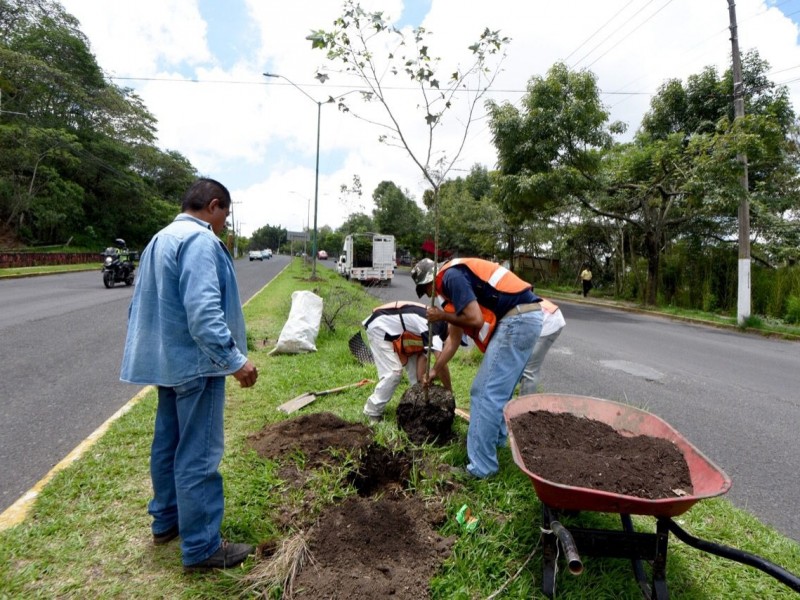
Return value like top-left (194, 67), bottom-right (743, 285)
top-left (340, 233), bottom-right (395, 285)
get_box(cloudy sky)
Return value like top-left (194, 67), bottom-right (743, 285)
top-left (58, 0), bottom-right (800, 237)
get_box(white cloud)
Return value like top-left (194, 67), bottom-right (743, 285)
top-left (65, 0), bottom-right (211, 75)
top-left (59, 0), bottom-right (800, 237)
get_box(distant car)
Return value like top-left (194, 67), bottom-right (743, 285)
top-left (249, 250), bottom-right (262, 261)
top-left (318, 250), bottom-right (328, 260)
top-left (265, 248), bottom-right (273, 258)
top-left (261, 249), bottom-right (271, 260)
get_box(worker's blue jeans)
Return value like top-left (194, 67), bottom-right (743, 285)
top-left (149, 377), bottom-right (225, 566)
top-left (467, 310), bottom-right (543, 478)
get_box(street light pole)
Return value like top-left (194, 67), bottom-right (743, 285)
top-left (264, 72), bottom-right (322, 279)
top-left (290, 191), bottom-right (312, 262)
top-left (228, 199), bottom-right (237, 258)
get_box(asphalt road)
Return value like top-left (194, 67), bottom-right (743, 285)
top-left (0, 255), bottom-right (289, 513)
top-left (3, 259), bottom-right (799, 544)
top-left (354, 267), bottom-right (800, 543)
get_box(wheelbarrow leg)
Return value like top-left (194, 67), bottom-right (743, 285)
top-left (651, 517), bottom-right (671, 600)
top-left (621, 514), bottom-right (653, 599)
top-left (541, 504), bottom-right (558, 598)
top-left (619, 514), bottom-right (670, 599)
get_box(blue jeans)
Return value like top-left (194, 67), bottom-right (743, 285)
top-left (149, 377), bottom-right (225, 566)
top-left (467, 310), bottom-right (543, 478)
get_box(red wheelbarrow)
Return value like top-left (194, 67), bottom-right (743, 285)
top-left (503, 394), bottom-right (800, 599)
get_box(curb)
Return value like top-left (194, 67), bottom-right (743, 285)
top-left (543, 291), bottom-right (800, 342)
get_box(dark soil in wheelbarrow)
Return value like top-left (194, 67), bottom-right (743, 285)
top-left (509, 410), bottom-right (693, 499)
top-left (246, 411), bottom-right (456, 599)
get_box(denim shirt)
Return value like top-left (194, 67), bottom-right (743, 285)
top-left (120, 214), bottom-right (248, 387)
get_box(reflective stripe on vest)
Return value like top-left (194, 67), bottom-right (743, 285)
top-left (442, 258), bottom-right (531, 294)
top-left (435, 258), bottom-right (532, 352)
top-left (364, 301), bottom-right (427, 328)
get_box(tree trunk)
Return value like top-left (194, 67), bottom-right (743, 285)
top-left (644, 231), bottom-right (660, 305)
top-left (507, 230), bottom-right (516, 272)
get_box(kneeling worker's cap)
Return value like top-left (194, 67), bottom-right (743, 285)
top-left (411, 258), bottom-right (436, 298)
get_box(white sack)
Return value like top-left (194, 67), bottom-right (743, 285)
top-left (270, 290), bottom-right (323, 354)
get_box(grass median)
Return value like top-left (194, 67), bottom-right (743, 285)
top-left (1, 259), bottom-right (798, 599)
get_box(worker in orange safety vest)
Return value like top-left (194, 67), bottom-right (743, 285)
top-left (412, 257), bottom-right (543, 479)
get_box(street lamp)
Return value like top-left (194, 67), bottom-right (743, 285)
top-left (290, 191), bottom-right (311, 260)
top-left (263, 72), bottom-right (324, 278)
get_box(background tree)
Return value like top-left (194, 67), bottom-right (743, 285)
top-left (337, 212), bottom-right (374, 235)
top-left (315, 225), bottom-right (342, 258)
top-left (422, 165), bottom-right (503, 258)
top-left (370, 180), bottom-right (424, 255)
top-left (249, 223), bottom-right (288, 252)
top-left (309, 0), bottom-right (509, 262)
top-left (486, 62), bottom-right (621, 268)
top-left (487, 58), bottom-right (800, 305)
top-left (0, 0), bottom-right (197, 248)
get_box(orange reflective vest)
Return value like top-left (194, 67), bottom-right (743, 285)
top-left (365, 301), bottom-right (428, 364)
top-left (435, 258), bottom-right (532, 352)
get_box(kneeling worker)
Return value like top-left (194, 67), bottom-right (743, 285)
top-left (362, 301), bottom-right (452, 424)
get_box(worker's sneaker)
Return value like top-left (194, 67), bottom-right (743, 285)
top-left (367, 414), bottom-right (383, 425)
top-left (450, 465), bottom-right (495, 480)
top-left (183, 541), bottom-right (254, 572)
top-left (153, 524), bottom-right (179, 545)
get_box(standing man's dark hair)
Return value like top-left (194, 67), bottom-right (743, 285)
top-left (181, 178), bottom-right (231, 212)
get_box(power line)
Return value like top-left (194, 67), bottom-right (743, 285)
top-left (584, 0), bottom-right (677, 71)
top-left (604, 0), bottom-right (800, 112)
top-left (570, 0), bottom-right (662, 69)
top-left (562, 0), bottom-right (639, 64)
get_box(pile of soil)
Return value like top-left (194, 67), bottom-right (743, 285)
top-left (396, 383), bottom-right (455, 444)
top-left (509, 410), bottom-right (693, 499)
top-left (291, 495), bottom-right (453, 599)
top-left (246, 412), bottom-right (455, 599)
top-left (248, 411), bottom-right (373, 469)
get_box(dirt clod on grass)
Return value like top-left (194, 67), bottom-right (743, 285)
top-left (509, 410), bottom-right (693, 499)
top-left (397, 383), bottom-right (455, 444)
top-left (248, 411), bottom-right (374, 468)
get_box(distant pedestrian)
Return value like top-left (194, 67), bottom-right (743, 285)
top-left (518, 298), bottom-right (565, 395)
top-left (121, 178), bottom-right (257, 572)
top-left (580, 266), bottom-right (593, 297)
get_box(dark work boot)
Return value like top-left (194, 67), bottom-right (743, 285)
top-left (183, 540), bottom-right (254, 572)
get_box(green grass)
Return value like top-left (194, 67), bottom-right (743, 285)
top-left (0, 263), bottom-right (102, 277)
top-left (1, 261), bottom-right (798, 599)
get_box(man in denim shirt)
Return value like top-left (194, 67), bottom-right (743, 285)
top-left (121, 178), bottom-right (258, 572)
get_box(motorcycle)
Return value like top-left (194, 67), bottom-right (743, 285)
top-left (101, 238), bottom-right (137, 288)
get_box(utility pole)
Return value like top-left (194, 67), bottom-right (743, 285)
top-left (728, 0), bottom-right (751, 324)
top-left (229, 200), bottom-right (240, 258)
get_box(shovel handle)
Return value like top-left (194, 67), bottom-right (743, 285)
top-left (313, 379), bottom-right (372, 396)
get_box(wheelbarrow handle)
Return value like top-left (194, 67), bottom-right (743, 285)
top-left (663, 518), bottom-right (800, 592)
